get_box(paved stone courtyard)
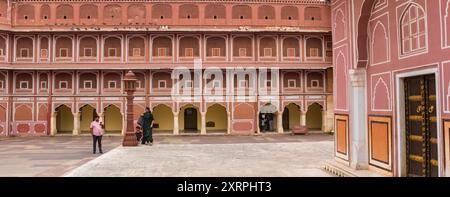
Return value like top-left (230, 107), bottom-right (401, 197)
top-left (0, 134), bottom-right (334, 177)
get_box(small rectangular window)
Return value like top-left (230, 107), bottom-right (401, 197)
top-left (158, 80), bottom-right (166, 88)
top-left (132, 48), bottom-right (141, 57)
top-left (83, 48), bottom-right (93, 57)
top-left (309, 48), bottom-right (319, 57)
top-left (108, 48), bottom-right (117, 57)
top-left (59, 81), bottom-right (68, 89)
top-left (239, 48), bottom-right (247, 57)
top-left (40, 49), bottom-right (48, 58)
top-left (60, 48), bottom-right (69, 57)
top-left (84, 80), bottom-right (93, 89)
top-left (288, 79), bottom-right (296, 88)
top-left (211, 48), bottom-right (221, 57)
top-left (157, 48), bottom-right (167, 57)
top-left (108, 81), bottom-right (117, 89)
top-left (311, 80), bottom-right (320, 88)
top-left (263, 48), bottom-right (272, 57)
top-left (286, 48), bottom-right (296, 57)
top-left (20, 48), bottom-right (29, 57)
top-left (238, 80), bottom-right (248, 88)
top-left (40, 81), bottom-right (47, 89)
top-left (19, 81), bottom-right (29, 89)
top-left (185, 48), bottom-right (194, 57)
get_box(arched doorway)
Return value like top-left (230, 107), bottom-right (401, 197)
top-left (306, 103), bottom-right (323, 130)
top-left (180, 105), bottom-right (200, 133)
top-left (259, 103), bottom-right (278, 132)
top-left (206, 104), bottom-right (227, 133)
top-left (104, 105), bottom-right (122, 134)
top-left (283, 103), bottom-right (301, 132)
top-left (80, 105), bottom-right (97, 134)
top-left (152, 104), bottom-right (173, 134)
top-left (56, 105), bottom-right (73, 134)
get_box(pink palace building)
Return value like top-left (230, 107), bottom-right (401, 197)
top-left (0, 1), bottom-right (334, 137)
top-left (330, 0), bottom-right (450, 177)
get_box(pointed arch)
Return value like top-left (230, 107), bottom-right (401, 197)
top-left (370, 21), bottom-right (389, 65)
top-left (356, 0), bottom-right (377, 68)
top-left (335, 51), bottom-right (348, 110)
top-left (306, 103), bottom-right (323, 130)
top-left (372, 77), bottom-right (391, 111)
top-left (152, 104), bottom-right (173, 133)
top-left (55, 104), bottom-right (73, 134)
top-left (104, 104), bottom-right (122, 134)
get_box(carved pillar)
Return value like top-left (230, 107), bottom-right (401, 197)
top-left (50, 112), bottom-right (57, 136)
top-left (72, 112), bottom-right (80, 135)
top-left (173, 111), bottom-right (179, 135)
top-left (349, 68), bottom-right (368, 170)
top-left (200, 112), bottom-right (206, 135)
top-left (121, 112), bottom-right (126, 136)
top-left (227, 111), bottom-right (231, 134)
top-left (277, 111), bottom-right (283, 133)
top-left (300, 110), bottom-right (307, 127)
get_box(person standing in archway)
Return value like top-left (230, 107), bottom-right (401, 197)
top-left (90, 116), bottom-right (104, 154)
top-left (141, 107), bottom-right (154, 146)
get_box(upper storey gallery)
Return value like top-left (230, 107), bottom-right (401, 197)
top-left (0, 0), bottom-right (331, 31)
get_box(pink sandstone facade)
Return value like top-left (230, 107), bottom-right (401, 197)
top-left (332, 0), bottom-right (450, 177)
top-left (0, 1), bottom-right (334, 137)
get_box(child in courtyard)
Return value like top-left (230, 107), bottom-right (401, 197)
top-left (135, 125), bottom-right (143, 142)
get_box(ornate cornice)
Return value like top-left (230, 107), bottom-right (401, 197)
top-left (12, 0), bottom-right (330, 5)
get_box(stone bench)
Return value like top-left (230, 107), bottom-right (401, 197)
top-left (291, 126), bottom-right (309, 135)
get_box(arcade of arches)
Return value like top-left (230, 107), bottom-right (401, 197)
top-left (259, 103), bottom-right (327, 133)
top-left (51, 104), bottom-right (123, 135)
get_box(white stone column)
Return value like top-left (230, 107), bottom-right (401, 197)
top-left (50, 112), bottom-right (57, 136)
top-left (121, 113), bottom-right (126, 136)
top-left (200, 112), bottom-right (206, 135)
top-left (349, 68), bottom-right (369, 170)
top-left (173, 111), bottom-right (179, 135)
top-left (326, 96), bottom-right (335, 133)
top-left (300, 110), bottom-right (307, 127)
top-left (227, 111), bottom-right (231, 134)
top-left (72, 112), bottom-right (80, 135)
top-left (321, 110), bottom-right (327, 132)
top-left (277, 112), bottom-right (284, 133)
top-left (277, 112), bottom-right (283, 133)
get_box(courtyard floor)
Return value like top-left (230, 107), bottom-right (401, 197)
top-left (0, 134), bottom-right (334, 177)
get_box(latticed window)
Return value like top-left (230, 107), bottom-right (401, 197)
top-left (401, 4), bottom-right (426, 55)
top-left (132, 48), bottom-right (141, 57)
top-left (286, 48), bottom-right (295, 57)
top-left (83, 48), bottom-right (92, 57)
top-left (60, 48), bottom-right (68, 57)
top-left (20, 48), bottom-right (29, 57)
top-left (211, 48), bottom-right (221, 57)
top-left (157, 48), bottom-right (167, 57)
top-left (263, 48), bottom-right (272, 57)
top-left (309, 48), bottom-right (319, 57)
top-left (108, 48), bottom-right (116, 57)
top-left (238, 48), bottom-right (247, 57)
top-left (184, 48), bottom-right (193, 57)
top-left (40, 49), bottom-right (48, 58)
